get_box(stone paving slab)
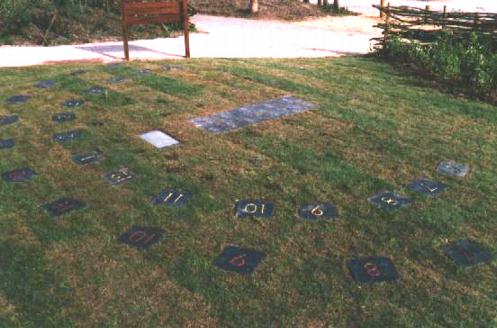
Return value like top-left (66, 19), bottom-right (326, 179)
top-left (192, 96), bottom-right (316, 133)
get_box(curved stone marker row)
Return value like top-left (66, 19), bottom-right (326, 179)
top-left (1, 67), bottom-right (494, 285)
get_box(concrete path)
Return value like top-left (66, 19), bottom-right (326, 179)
top-left (0, 14), bottom-right (381, 68)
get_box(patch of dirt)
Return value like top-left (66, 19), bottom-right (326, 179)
top-left (191, 0), bottom-right (329, 20)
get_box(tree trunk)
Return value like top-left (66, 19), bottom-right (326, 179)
top-left (250, 0), bottom-right (258, 13)
top-left (333, 0), bottom-right (339, 9)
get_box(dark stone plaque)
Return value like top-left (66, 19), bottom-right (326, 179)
top-left (35, 80), bottom-right (56, 89)
top-left (235, 199), bottom-right (274, 219)
top-left (298, 203), bottom-right (337, 221)
top-left (213, 245), bottom-right (265, 274)
top-left (0, 139), bottom-right (15, 149)
top-left (118, 225), bottom-right (165, 249)
top-left (53, 130), bottom-right (82, 143)
top-left (72, 152), bottom-right (101, 165)
top-left (108, 76), bottom-right (126, 84)
top-left (52, 112), bottom-right (76, 123)
top-left (44, 197), bottom-right (85, 217)
top-left (6, 95), bottom-right (30, 104)
top-left (104, 167), bottom-right (134, 185)
top-left (0, 115), bottom-right (19, 126)
top-left (63, 99), bottom-right (84, 108)
top-left (368, 191), bottom-right (410, 212)
top-left (2, 168), bottom-right (36, 182)
top-left (347, 256), bottom-right (399, 284)
top-left (407, 179), bottom-right (447, 197)
top-left (444, 240), bottom-right (494, 268)
top-left (88, 86), bottom-right (106, 95)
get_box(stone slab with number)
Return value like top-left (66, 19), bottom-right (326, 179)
top-left (235, 199), bottom-right (274, 219)
top-left (213, 245), bottom-right (265, 274)
top-left (444, 239), bottom-right (494, 268)
top-left (72, 152), bottom-right (101, 165)
top-left (52, 112), bottom-right (76, 123)
top-left (6, 95), bottom-right (30, 104)
top-left (437, 160), bottom-right (470, 178)
top-left (118, 225), bottom-right (165, 249)
top-left (2, 168), bottom-right (36, 182)
top-left (71, 69), bottom-right (88, 76)
top-left (108, 76), bottom-right (126, 84)
top-left (104, 167), bottom-right (134, 185)
top-left (298, 203), bottom-right (337, 221)
top-left (44, 197), bottom-right (86, 217)
top-left (347, 256), bottom-right (399, 284)
top-left (36, 80), bottom-right (56, 89)
top-left (0, 115), bottom-right (19, 126)
top-left (163, 64), bottom-right (183, 71)
top-left (88, 86), bottom-right (106, 95)
top-left (0, 139), bottom-right (15, 149)
top-left (408, 179), bottom-right (447, 197)
top-left (63, 99), bottom-right (84, 108)
top-left (53, 130), bottom-right (82, 143)
top-left (191, 96), bottom-right (316, 133)
top-left (152, 189), bottom-right (191, 207)
top-left (368, 191), bottom-right (410, 212)
top-left (139, 130), bottom-right (179, 149)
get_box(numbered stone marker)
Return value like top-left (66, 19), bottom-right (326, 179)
top-left (437, 160), bottom-right (470, 178)
top-left (298, 203), bottom-right (337, 221)
top-left (2, 168), bottom-right (36, 182)
top-left (214, 245), bottom-right (265, 275)
top-left (118, 225), bottom-right (165, 249)
top-left (72, 152), bottom-right (101, 165)
top-left (108, 76), bottom-right (126, 84)
top-left (138, 69), bottom-right (152, 75)
top-left (63, 99), bottom-right (84, 108)
top-left (347, 256), bottom-right (399, 284)
top-left (44, 197), bottom-right (85, 217)
top-left (163, 64), bottom-right (183, 71)
top-left (0, 139), bottom-right (15, 149)
top-left (6, 95), bottom-right (30, 104)
top-left (88, 86), bottom-right (106, 95)
top-left (192, 96), bottom-right (316, 134)
top-left (53, 130), bottom-right (82, 143)
top-left (0, 115), bottom-right (19, 126)
top-left (152, 189), bottom-right (191, 207)
top-left (52, 112), bottom-right (76, 123)
top-left (36, 80), bottom-right (56, 89)
top-left (104, 167), bottom-right (134, 185)
top-left (444, 240), bottom-right (494, 268)
top-left (70, 69), bottom-right (88, 76)
top-left (235, 199), bottom-right (274, 219)
top-left (408, 179), bottom-right (447, 197)
top-left (368, 191), bottom-right (410, 212)
top-left (139, 130), bottom-right (179, 149)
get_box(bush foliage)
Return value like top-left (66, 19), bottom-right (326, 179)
top-left (379, 32), bottom-right (497, 102)
top-left (0, 0), bottom-right (187, 45)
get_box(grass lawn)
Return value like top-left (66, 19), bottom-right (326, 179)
top-left (0, 57), bottom-right (496, 327)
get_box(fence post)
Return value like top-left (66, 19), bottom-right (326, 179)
top-left (384, 2), bottom-right (390, 44)
top-left (442, 5), bottom-right (447, 29)
top-left (424, 5), bottom-right (430, 24)
top-left (474, 13), bottom-right (479, 30)
top-left (380, 0), bottom-right (385, 18)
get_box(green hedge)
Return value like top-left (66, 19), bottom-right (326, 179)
top-left (379, 32), bottom-right (497, 102)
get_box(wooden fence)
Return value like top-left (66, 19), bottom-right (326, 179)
top-left (373, 3), bottom-right (497, 47)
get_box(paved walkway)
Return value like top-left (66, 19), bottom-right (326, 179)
top-left (0, 14), bottom-right (381, 68)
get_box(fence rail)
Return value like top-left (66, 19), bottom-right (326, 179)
top-left (372, 3), bottom-right (497, 47)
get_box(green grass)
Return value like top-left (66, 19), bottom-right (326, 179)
top-left (0, 57), bottom-right (497, 327)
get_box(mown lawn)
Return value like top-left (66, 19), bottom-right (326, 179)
top-left (0, 57), bottom-right (496, 327)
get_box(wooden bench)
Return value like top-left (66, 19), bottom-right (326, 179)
top-left (121, 0), bottom-right (190, 61)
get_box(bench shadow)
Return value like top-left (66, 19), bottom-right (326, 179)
top-left (75, 44), bottom-right (182, 60)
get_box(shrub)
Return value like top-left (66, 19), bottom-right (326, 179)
top-left (379, 32), bottom-right (497, 102)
